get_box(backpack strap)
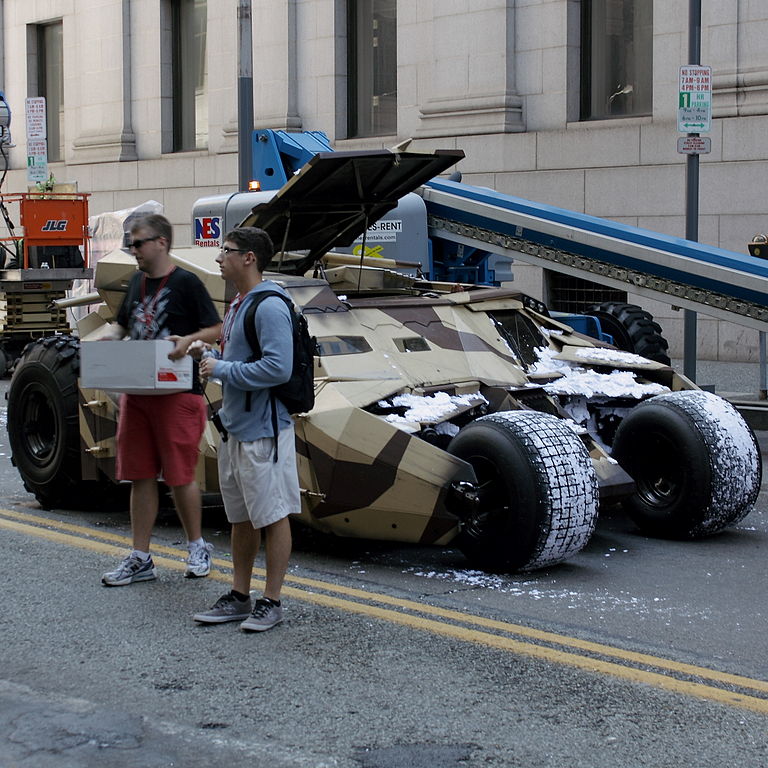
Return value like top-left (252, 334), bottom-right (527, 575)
top-left (241, 290), bottom-right (284, 411)
top-left (241, 289), bottom-right (292, 462)
top-left (242, 290), bottom-right (292, 363)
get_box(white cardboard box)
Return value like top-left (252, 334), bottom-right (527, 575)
top-left (80, 339), bottom-right (193, 394)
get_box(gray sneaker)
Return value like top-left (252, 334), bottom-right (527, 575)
top-left (102, 553), bottom-right (157, 587)
top-left (193, 592), bottom-right (252, 624)
top-left (240, 598), bottom-right (283, 632)
top-left (185, 541), bottom-right (213, 578)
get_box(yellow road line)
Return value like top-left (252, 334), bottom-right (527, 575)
top-left (3, 508), bottom-right (765, 694)
top-left (2, 508), bottom-right (767, 715)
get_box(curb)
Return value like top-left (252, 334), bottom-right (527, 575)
top-left (731, 402), bottom-right (768, 432)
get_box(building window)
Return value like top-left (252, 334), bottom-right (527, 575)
top-left (347, 0), bottom-right (397, 138)
top-left (37, 22), bottom-right (64, 162)
top-left (580, 0), bottom-right (652, 120)
top-left (172, 0), bottom-right (207, 151)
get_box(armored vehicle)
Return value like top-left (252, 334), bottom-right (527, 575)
top-left (6, 148), bottom-right (762, 572)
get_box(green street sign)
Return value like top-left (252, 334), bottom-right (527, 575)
top-left (678, 65), bottom-right (712, 133)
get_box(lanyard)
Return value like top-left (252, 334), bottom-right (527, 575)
top-left (139, 266), bottom-right (175, 331)
top-left (219, 293), bottom-right (242, 354)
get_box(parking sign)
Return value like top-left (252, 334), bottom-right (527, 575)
top-left (678, 65), bottom-right (712, 133)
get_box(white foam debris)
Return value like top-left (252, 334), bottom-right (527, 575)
top-left (379, 391), bottom-right (488, 426)
top-left (561, 418), bottom-right (587, 435)
top-left (544, 370), bottom-right (669, 399)
top-left (406, 567), bottom-right (711, 618)
top-left (573, 347), bottom-right (654, 366)
top-left (530, 346), bottom-right (669, 399)
top-left (529, 346), bottom-right (572, 375)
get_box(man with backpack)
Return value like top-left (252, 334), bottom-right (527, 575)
top-left (194, 227), bottom-right (302, 632)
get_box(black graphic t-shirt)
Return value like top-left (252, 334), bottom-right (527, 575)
top-left (117, 267), bottom-right (220, 392)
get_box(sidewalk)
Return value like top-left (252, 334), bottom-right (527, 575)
top-left (673, 358), bottom-right (766, 400)
top-left (672, 358), bottom-right (768, 430)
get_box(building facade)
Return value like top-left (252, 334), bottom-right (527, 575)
top-left (0, 0), bottom-right (767, 360)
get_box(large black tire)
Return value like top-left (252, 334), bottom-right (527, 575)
top-left (585, 301), bottom-right (671, 365)
top-left (6, 335), bottom-right (115, 509)
top-left (447, 411), bottom-right (598, 572)
top-left (612, 390), bottom-right (761, 538)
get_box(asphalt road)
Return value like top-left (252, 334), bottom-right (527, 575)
top-left (1, 378), bottom-right (767, 767)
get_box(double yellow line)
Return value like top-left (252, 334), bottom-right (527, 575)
top-left (2, 506), bottom-right (767, 715)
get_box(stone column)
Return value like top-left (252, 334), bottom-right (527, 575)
top-left (710, 0), bottom-right (768, 118)
top-left (252, 0), bottom-right (301, 130)
top-left (70, 0), bottom-right (137, 163)
top-left (416, 0), bottom-right (524, 137)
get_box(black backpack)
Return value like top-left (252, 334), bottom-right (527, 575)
top-left (242, 290), bottom-right (316, 459)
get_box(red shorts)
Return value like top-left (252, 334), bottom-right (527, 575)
top-left (116, 393), bottom-right (207, 486)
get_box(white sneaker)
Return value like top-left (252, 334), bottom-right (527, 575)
top-left (185, 541), bottom-right (213, 578)
top-left (102, 553), bottom-right (157, 587)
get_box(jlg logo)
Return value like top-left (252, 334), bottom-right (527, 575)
top-left (41, 220), bottom-right (68, 231)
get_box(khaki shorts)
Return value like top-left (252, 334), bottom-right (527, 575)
top-left (217, 427), bottom-right (301, 528)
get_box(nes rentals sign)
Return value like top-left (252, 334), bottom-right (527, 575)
top-left (194, 216), bottom-right (221, 247)
top-left (353, 219), bottom-right (402, 244)
top-left (678, 65), bottom-right (712, 134)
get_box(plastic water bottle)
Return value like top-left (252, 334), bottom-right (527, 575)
top-left (202, 348), bottom-right (222, 385)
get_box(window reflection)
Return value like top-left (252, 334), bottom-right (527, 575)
top-left (581, 0), bottom-right (652, 120)
top-left (347, 0), bottom-right (397, 138)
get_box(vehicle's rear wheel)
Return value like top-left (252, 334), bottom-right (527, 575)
top-left (611, 390), bottom-right (761, 538)
top-left (585, 301), bottom-right (671, 365)
top-left (7, 335), bottom-right (117, 509)
top-left (447, 411), bottom-right (599, 572)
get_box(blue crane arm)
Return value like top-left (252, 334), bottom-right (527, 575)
top-left (420, 178), bottom-right (768, 331)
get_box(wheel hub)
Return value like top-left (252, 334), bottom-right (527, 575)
top-left (20, 385), bottom-right (58, 466)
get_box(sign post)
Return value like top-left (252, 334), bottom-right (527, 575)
top-left (681, 1), bottom-right (705, 384)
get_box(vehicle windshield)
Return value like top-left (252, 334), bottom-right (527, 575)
top-left (489, 311), bottom-right (546, 368)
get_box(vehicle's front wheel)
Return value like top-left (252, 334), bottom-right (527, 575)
top-left (7, 336), bottom-right (107, 509)
top-left (447, 411), bottom-right (599, 572)
top-left (611, 390), bottom-right (761, 538)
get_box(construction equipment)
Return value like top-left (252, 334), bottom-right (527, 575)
top-left (0, 190), bottom-right (92, 376)
top-left (204, 130), bottom-right (768, 332)
top-left (6, 144), bottom-right (761, 574)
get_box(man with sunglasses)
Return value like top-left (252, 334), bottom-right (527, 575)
top-left (101, 214), bottom-right (222, 587)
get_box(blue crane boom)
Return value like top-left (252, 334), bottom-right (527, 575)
top-left (420, 178), bottom-right (768, 332)
top-left (233, 129), bottom-right (768, 333)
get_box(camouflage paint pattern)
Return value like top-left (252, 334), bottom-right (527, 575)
top-left (75, 248), bottom-right (692, 547)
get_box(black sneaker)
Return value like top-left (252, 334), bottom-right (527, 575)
top-left (193, 592), bottom-right (253, 623)
top-left (240, 599), bottom-right (283, 632)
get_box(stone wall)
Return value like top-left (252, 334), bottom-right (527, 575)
top-left (1, 0), bottom-right (766, 360)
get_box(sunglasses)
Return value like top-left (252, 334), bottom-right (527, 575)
top-left (127, 235), bottom-right (161, 249)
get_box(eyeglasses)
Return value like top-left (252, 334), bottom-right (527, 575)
top-left (219, 246), bottom-right (248, 255)
top-left (127, 235), bottom-right (161, 249)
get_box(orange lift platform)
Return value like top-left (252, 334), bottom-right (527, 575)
top-left (0, 191), bottom-right (93, 376)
